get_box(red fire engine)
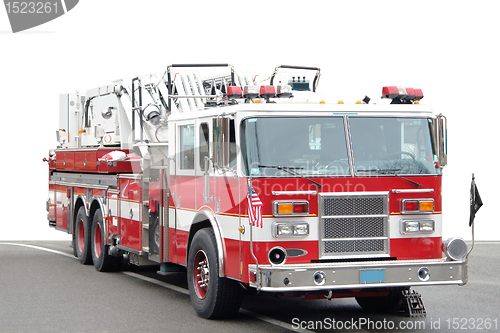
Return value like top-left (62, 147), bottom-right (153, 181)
top-left (46, 64), bottom-right (469, 318)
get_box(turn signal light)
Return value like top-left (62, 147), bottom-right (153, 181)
top-left (402, 199), bottom-right (434, 214)
top-left (404, 200), bottom-right (419, 212)
top-left (293, 203), bottom-right (308, 214)
top-left (273, 201), bottom-right (309, 217)
top-left (420, 200), bottom-right (434, 211)
top-left (277, 203), bottom-right (293, 214)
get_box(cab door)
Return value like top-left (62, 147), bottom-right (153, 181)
top-left (171, 122), bottom-right (197, 264)
top-left (198, 121), bottom-right (215, 211)
top-left (213, 117), bottom-right (242, 279)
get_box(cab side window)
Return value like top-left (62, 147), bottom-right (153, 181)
top-left (180, 124), bottom-right (195, 170)
top-left (200, 122), bottom-right (210, 171)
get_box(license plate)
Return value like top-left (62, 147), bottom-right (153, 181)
top-left (360, 269), bottom-right (385, 284)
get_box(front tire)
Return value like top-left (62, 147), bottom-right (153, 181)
top-left (74, 206), bottom-right (92, 265)
top-left (91, 209), bottom-right (121, 272)
top-left (187, 228), bottom-right (243, 319)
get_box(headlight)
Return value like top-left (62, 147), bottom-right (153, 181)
top-left (272, 222), bottom-right (309, 238)
top-left (401, 220), bottom-right (420, 234)
top-left (419, 220), bottom-right (435, 233)
top-left (276, 224), bottom-right (293, 237)
top-left (400, 220), bottom-right (435, 234)
top-left (293, 223), bottom-right (309, 236)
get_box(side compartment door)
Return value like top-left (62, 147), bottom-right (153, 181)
top-left (55, 184), bottom-right (69, 231)
top-left (118, 175), bottom-right (142, 252)
top-left (107, 190), bottom-right (120, 238)
top-left (146, 158), bottom-right (167, 263)
top-left (47, 181), bottom-right (56, 226)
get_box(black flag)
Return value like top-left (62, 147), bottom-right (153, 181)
top-left (469, 174), bottom-right (483, 226)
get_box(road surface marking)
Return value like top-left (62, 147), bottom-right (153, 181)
top-left (1, 242), bottom-right (314, 333)
top-left (1, 242), bottom-right (76, 259)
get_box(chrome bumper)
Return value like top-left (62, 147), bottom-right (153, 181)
top-left (249, 258), bottom-right (467, 292)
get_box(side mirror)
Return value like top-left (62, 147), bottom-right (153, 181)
top-left (433, 114), bottom-right (447, 167)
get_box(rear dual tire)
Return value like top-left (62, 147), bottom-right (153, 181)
top-left (91, 209), bottom-right (121, 272)
top-left (74, 206), bottom-right (92, 265)
top-left (73, 206), bottom-right (120, 271)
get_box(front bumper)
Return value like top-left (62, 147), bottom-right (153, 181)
top-left (249, 258), bottom-right (467, 292)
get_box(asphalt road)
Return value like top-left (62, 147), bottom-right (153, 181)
top-left (0, 241), bottom-right (498, 333)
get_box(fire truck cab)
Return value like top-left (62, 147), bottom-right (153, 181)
top-left (46, 64), bottom-right (468, 318)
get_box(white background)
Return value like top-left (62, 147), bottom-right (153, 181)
top-left (0, 0), bottom-right (498, 241)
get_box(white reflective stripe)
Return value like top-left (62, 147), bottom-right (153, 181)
top-left (120, 200), bottom-right (141, 220)
top-left (172, 210), bottom-right (320, 242)
top-left (1, 243), bottom-right (75, 259)
top-left (171, 209), bottom-right (442, 242)
top-left (175, 209), bottom-right (194, 232)
top-left (108, 198), bottom-right (118, 215)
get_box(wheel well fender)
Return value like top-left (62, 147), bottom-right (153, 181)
top-left (188, 209), bottom-right (226, 278)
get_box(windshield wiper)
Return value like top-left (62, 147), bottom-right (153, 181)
top-left (258, 164), bottom-right (323, 189)
top-left (395, 174), bottom-right (422, 187)
top-left (357, 168), bottom-right (402, 174)
top-left (357, 168), bottom-right (422, 187)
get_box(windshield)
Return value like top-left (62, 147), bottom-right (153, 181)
top-left (241, 117), bottom-right (349, 177)
top-left (349, 117), bottom-right (440, 175)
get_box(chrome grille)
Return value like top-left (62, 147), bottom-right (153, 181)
top-left (323, 217), bottom-right (385, 238)
top-left (322, 197), bottom-right (385, 216)
top-left (324, 239), bottom-right (386, 253)
top-left (319, 192), bottom-right (389, 258)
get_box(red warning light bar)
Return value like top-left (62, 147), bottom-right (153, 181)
top-left (382, 86), bottom-right (424, 104)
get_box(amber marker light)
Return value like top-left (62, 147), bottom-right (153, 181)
top-left (272, 201), bottom-right (309, 217)
top-left (420, 200), bottom-right (434, 212)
